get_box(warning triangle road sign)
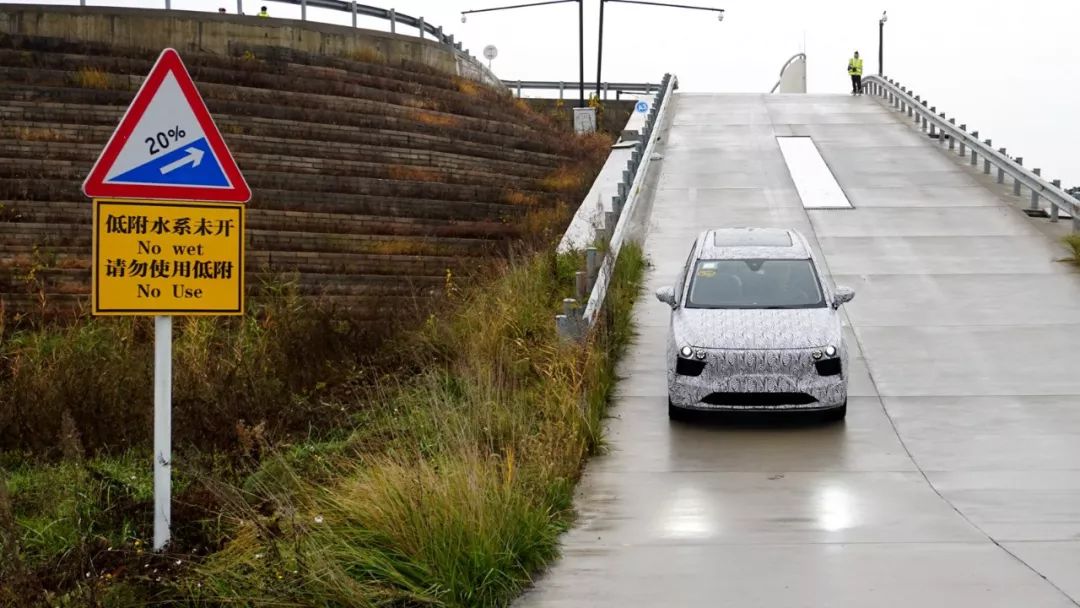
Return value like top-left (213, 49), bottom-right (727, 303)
top-left (82, 48), bottom-right (251, 203)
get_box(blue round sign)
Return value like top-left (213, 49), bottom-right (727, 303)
top-left (635, 100), bottom-right (649, 113)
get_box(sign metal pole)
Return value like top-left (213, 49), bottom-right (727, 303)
top-left (153, 315), bottom-right (173, 551)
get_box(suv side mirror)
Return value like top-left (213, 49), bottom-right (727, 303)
top-left (655, 286), bottom-right (677, 309)
top-left (832, 286), bottom-right (855, 309)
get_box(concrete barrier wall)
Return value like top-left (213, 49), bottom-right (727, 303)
top-left (0, 4), bottom-right (504, 89)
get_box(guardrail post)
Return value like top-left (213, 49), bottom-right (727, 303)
top-left (970, 131), bottom-right (979, 165)
top-left (959, 124), bottom-right (967, 156)
top-left (920, 101), bottom-right (928, 131)
top-left (558, 81), bottom-right (564, 100)
top-left (997, 148), bottom-right (1007, 183)
top-left (575, 271), bottom-right (587, 300)
top-left (301, 0), bottom-right (307, 21)
top-left (351, 1), bottom-right (357, 27)
top-left (913, 95), bottom-right (921, 124)
top-left (1013, 158), bottom-right (1023, 196)
top-left (947, 118), bottom-right (956, 150)
top-left (983, 140), bottom-right (992, 173)
top-left (436, 26), bottom-right (443, 43)
top-left (516, 80), bottom-right (522, 97)
top-left (1051, 179), bottom-right (1062, 222)
top-left (603, 82), bottom-right (609, 100)
top-left (389, 9), bottom-right (396, 33)
top-left (563, 298), bottom-right (577, 319)
top-left (586, 246), bottom-right (599, 276)
top-left (612, 194), bottom-right (624, 216)
top-left (418, 16), bottom-right (425, 39)
top-left (604, 211), bottom-right (616, 244)
top-left (929, 107), bottom-right (937, 137)
top-left (1031, 168), bottom-right (1042, 210)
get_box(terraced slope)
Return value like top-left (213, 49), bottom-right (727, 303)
top-left (0, 34), bottom-right (600, 323)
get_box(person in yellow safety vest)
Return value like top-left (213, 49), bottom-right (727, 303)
top-left (848, 51), bottom-right (864, 95)
top-left (258, 6), bottom-right (269, 17)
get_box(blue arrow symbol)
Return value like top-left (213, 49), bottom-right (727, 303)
top-left (110, 137), bottom-right (229, 187)
top-left (160, 147), bottom-right (204, 174)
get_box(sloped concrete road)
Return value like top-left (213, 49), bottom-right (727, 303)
top-left (517, 93), bottom-right (1080, 607)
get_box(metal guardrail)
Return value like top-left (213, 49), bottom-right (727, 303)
top-left (556, 73), bottom-right (676, 340)
top-left (865, 75), bottom-right (1080, 229)
top-left (504, 79), bottom-right (662, 99)
top-left (78, 0), bottom-right (467, 52)
top-left (769, 52), bottom-right (806, 94)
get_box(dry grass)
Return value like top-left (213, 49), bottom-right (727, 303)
top-left (367, 239), bottom-right (444, 256)
top-left (454, 77), bottom-right (481, 97)
top-left (72, 67), bottom-right (111, 90)
top-left (402, 97), bottom-right (439, 110)
top-left (519, 204), bottom-right (571, 245)
top-left (503, 190), bottom-right (541, 206)
top-left (539, 166), bottom-right (587, 193)
top-left (409, 109), bottom-right (461, 129)
top-left (347, 47), bottom-right (386, 64)
top-left (11, 127), bottom-right (67, 142)
top-left (387, 165), bottom-right (442, 182)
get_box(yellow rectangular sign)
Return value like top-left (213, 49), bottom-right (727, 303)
top-left (92, 199), bottom-right (244, 315)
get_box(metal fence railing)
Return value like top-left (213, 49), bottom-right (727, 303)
top-left (556, 73), bottom-right (677, 340)
top-left (503, 80), bottom-right (662, 100)
top-left (73, 0), bottom-right (468, 52)
top-left (865, 75), bottom-right (1079, 229)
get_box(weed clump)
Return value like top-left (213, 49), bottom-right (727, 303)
top-left (72, 67), bottom-right (111, 90)
top-left (1063, 233), bottom-right (1080, 263)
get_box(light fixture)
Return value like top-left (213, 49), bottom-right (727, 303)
top-left (880, 10), bottom-right (887, 24)
top-left (680, 346), bottom-right (693, 358)
top-left (825, 345), bottom-right (837, 358)
top-left (461, 14), bottom-right (467, 23)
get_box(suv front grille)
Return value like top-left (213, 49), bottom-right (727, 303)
top-left (701, 392), bottom-right (817, 406)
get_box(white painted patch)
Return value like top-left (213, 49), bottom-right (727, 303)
top-left (776, 136), bottom-right (853, 209)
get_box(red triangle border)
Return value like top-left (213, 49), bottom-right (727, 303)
top-left (82, 48), bottom-right (251, 203)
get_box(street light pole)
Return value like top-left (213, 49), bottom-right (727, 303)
top-left (878, 10), bottom-right (887, 76)
top-left (597, 0), bottom-right (605, 101)
top-left (579, 0), bottom-right (584, 107)
top-left (596, 0), bottom-right (724, 101)
top-left (462, 0), bottom-right (585, 107)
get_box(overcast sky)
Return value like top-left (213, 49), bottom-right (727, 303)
top-left (13, 0), bottom-right (1080, 186)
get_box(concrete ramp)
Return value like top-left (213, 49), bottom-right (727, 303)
top-left (518, 93), bottom-right (1080, 606)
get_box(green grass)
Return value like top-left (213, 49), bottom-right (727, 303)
top-left (1063, 233), bottom-right (1080, 263)
top-left (187, 244), bottom-right (644, 607)
top-left (1, 244), bottom-right (646, 606)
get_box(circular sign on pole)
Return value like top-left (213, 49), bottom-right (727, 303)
top-left (483, 45), bottom-right (498, 61)
top-left (635, 100), bottom-right (649, 113)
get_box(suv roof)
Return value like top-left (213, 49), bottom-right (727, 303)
top-left (696, 228), bottom-right (811, 260)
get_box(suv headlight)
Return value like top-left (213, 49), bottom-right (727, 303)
top-left (825, 345), bottom-right (837, 358)
top-left (680, 346), bottom-right (693, 358)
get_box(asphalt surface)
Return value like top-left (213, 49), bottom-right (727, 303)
top-left (517, 93), bottom-right (1080, 607)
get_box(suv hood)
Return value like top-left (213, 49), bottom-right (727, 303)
top-left (672, 307), bottom-right (841, 350)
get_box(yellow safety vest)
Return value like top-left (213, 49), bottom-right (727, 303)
top-left (258, 9), bottom-right (269, 17)
top-left (848, 57), bottom-right (863, 76)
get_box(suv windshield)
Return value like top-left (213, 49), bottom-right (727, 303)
top-left (685, 259), bottom-right (826, 309)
